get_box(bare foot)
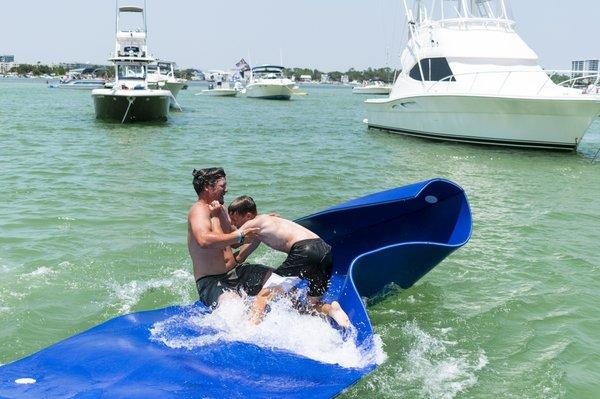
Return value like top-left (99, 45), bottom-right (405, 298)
top-left (321, 301), bottom-right (350, 328)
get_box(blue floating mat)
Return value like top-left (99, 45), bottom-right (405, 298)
top-left (0, 178), bottom-right (472, 398)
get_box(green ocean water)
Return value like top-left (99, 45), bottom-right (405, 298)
top-left (1, 79), bottom-right (599, 398)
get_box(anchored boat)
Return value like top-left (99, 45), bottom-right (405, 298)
top-left (0, 179), bottom-right (471, 398)
top-left (147, 61), bottom-right (187, 108)
top-left (352, 81), bottom-right (391, 95)
top-left (91, 2), bottom-right (171, 123)
top-left (365, 0), bottom-right (600, 150)
top-left (245, 65), bottom-right (295, 100)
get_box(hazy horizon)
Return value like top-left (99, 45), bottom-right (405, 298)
top-left (1, 0), bottom-right (598, 71)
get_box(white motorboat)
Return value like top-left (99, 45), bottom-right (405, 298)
top-left (364, 0), bottom-right (600, 150)
top-left (198, 86), bottom-right (238, 97)
top-left (245, 65), bottom-right (295, 100)
top-left (92, 2), bottom-right (171, 122)
top-left (50, 79), bottom-right (106, 89)
top-left (352, 81), bottom-right (391, 95)
top-left (147, 61), bottom-right (187, 108)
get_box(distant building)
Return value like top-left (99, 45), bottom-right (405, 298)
top-left (571, 59), bottom-right (599, 81)
top-left (0, 55), bottom-right (15, 73)
top-left (299, 74), bottom-right (312, 83)
top-left (190, 69), bottom-right (205, 81)
top-left (341, 74), bottom-right (349, 84)
top-left (320, 73), bottom-right (330, 83)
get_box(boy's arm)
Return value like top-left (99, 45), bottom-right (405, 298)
top-left (234, 240), bottom-right (261, 264)
top-left (233, 217), bottom-right (263, 262)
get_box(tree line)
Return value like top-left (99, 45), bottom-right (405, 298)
top-left (7, 63), bottom-right (574, 85)
top-left (7, 63), bottom-right (113, 77)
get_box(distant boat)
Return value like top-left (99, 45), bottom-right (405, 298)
top-left (245, 65), bottom-right (295, 100)
top-left (91, 2), bottom-right (171, 123)
top-left (198, 86), bottom-right (238, 97)
top-left (352, 81), bottom-right (391, 95)
top-left (147, 61), bottom-right (187, 108)
top-left (364, 0), bottom-right (600, 150)
top-left (49, 79), bottom-right (106, 90)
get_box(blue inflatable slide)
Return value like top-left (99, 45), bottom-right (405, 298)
top-left (0, 178), bottom-right (472, 398)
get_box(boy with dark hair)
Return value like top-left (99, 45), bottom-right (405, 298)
top-left (227, 195), bottom-right (350, 327)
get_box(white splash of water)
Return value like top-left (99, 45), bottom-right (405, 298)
top-left (150, 295), bottom-right (386, 369)
top-left (399, 321), bottom-right (487, 399)
top-left (22, 266), bottom-right (55, 278)
top-left (109, 269), bottom-right (194, 313)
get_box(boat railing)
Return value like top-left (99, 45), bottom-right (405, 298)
top-left (422, 17), bottom-right (516, 31)
top-left (424, 69), bottom-right (600, 96)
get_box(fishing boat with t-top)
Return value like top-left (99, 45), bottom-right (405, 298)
top-left (91, 1), bottom-right (171, 123)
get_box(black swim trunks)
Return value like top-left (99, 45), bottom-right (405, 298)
top-left (196, 263), bottom-right (271, 308)
top-left (277, 238), bottom-right (333, 297)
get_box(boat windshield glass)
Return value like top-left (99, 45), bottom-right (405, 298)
top-left (117, 64), bottom-right (146, 80)
top-left (156, 62), bottom-right (173, 76)
top-left (253, 67), bottom-right (284, 78)
top-left (427, 0), bottom-right (513, 20)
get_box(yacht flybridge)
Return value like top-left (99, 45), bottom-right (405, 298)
top-left (245, 65), bottom-right (295, 100)
top-left (365, 0), bottom-right (600, 150)
top-left (92, 1), bottom-right (171, 122)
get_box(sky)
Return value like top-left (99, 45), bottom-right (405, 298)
top-left (0, 0), bottom-right (598, 71)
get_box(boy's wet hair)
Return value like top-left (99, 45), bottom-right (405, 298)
top-left (192, 167), bottom-right (226, 195)
top-left (228, 195), bottom-right (257, 215)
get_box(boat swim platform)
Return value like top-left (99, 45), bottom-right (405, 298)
top-left (0, 178), bottom-right (472, 398)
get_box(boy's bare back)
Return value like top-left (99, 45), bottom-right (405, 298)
top-left (242, 214), bottom-right (318, 253)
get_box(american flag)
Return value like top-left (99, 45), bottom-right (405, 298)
top-left (235, 58), bottom-right (250, 71)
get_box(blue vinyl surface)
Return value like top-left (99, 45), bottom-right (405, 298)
top-left (0, 178), bottom-right (472, 398)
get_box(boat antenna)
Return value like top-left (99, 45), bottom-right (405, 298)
top-left (115, 0), bottom-right (118, 36)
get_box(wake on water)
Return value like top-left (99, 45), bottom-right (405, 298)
top-left (150, 294), bottom-right (387, 369)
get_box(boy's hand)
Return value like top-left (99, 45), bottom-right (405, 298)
top-left (241, 227), bottom-right (261, 243)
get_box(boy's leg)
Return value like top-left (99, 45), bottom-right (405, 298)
top-left (249, 286), bottom-right (281, 324)
top-left (308, 297), bottom-right (351, 328)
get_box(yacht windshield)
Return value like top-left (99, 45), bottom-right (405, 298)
top-left (252, 66), bottom-right (284, 79)
top-left (117, 64), bottom-right (146, 80)
top-left (426, 0), bottom-right (513, 20)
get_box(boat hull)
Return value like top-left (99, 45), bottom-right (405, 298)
top-left (50, 81), bottom-right (106, 90)
top-left (365, 94), bottom-right (600, 150)
top-left (246, 83), bottom-right (293, 100)
top-left (92, 89), bottom-right (171, 122)
top-left (200, 88), bottom-right (238, 97)
top-left (165, 81), bottom-right (186, 107)
top-left (353, 86), bottom-right (390, 95)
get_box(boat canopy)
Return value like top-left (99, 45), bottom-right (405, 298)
top-left (252, 65), bottom-right (285, 73)
top-left (411, 0), bottom-right (513, 22)
top-left (119, 6), bottom-right (143, 12)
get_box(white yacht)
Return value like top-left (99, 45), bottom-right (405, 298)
top-left (50, 79), bottom-right (106, 90)
top-left (147, 61), bottom-right (187, 107)
top-left (245, 65), bottom-right (295, 100)
top-left (365, 0), bottom-right (600, 150)
top-left (92, 2), bottom-right (171, 122)
top-left (199, 84), bottom-right (239, 97)
top-left (352, 81), bottom-right (391, 95)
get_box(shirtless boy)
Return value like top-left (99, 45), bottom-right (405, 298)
top-left (188, 168), bottom-right (270, 307)
top-left (227, 195), bottom-right (350, 328)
